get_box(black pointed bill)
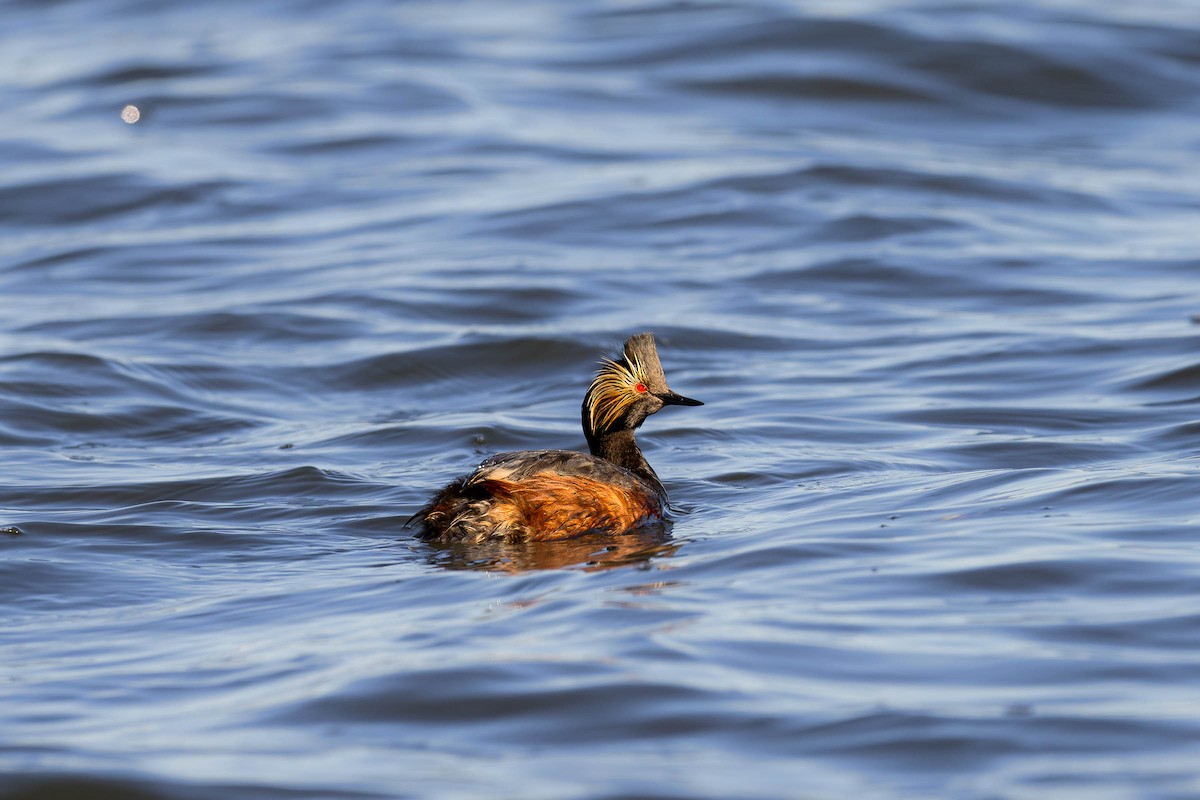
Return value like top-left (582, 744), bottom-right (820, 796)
top-left (657, 390), bottom-right (703, 407)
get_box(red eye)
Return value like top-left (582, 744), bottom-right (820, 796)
top-left (635, 382), bottom-right (647, 393)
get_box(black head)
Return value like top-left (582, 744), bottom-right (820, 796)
top-left (582, 332), bottom-right (702, 443)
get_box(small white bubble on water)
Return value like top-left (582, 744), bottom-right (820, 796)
top-left (121, 104), bottom-right (141, 124)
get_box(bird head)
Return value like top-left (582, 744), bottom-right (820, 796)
top-left (582, 332), bottom-right (702, 440)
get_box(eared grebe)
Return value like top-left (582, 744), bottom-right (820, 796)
top-left (412, 332), bottom-right (702, 543)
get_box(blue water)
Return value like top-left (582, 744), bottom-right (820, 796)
top-left (3, 1), bottom-right (1200, 798)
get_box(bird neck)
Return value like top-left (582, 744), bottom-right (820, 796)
top-left (586, 428), bottom-right (662, 491)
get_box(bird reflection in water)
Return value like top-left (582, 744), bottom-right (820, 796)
top-left (423, 522), bottom-right (681, 573)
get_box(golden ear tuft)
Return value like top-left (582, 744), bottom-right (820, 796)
top-left (586, 354), bottom-right (648, 433)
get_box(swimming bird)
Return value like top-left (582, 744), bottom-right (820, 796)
top-left (412, 333), bottom-right (702, 543)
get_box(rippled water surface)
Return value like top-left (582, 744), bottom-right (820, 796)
top-left (4, 1), bottom-right (1200, 798)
